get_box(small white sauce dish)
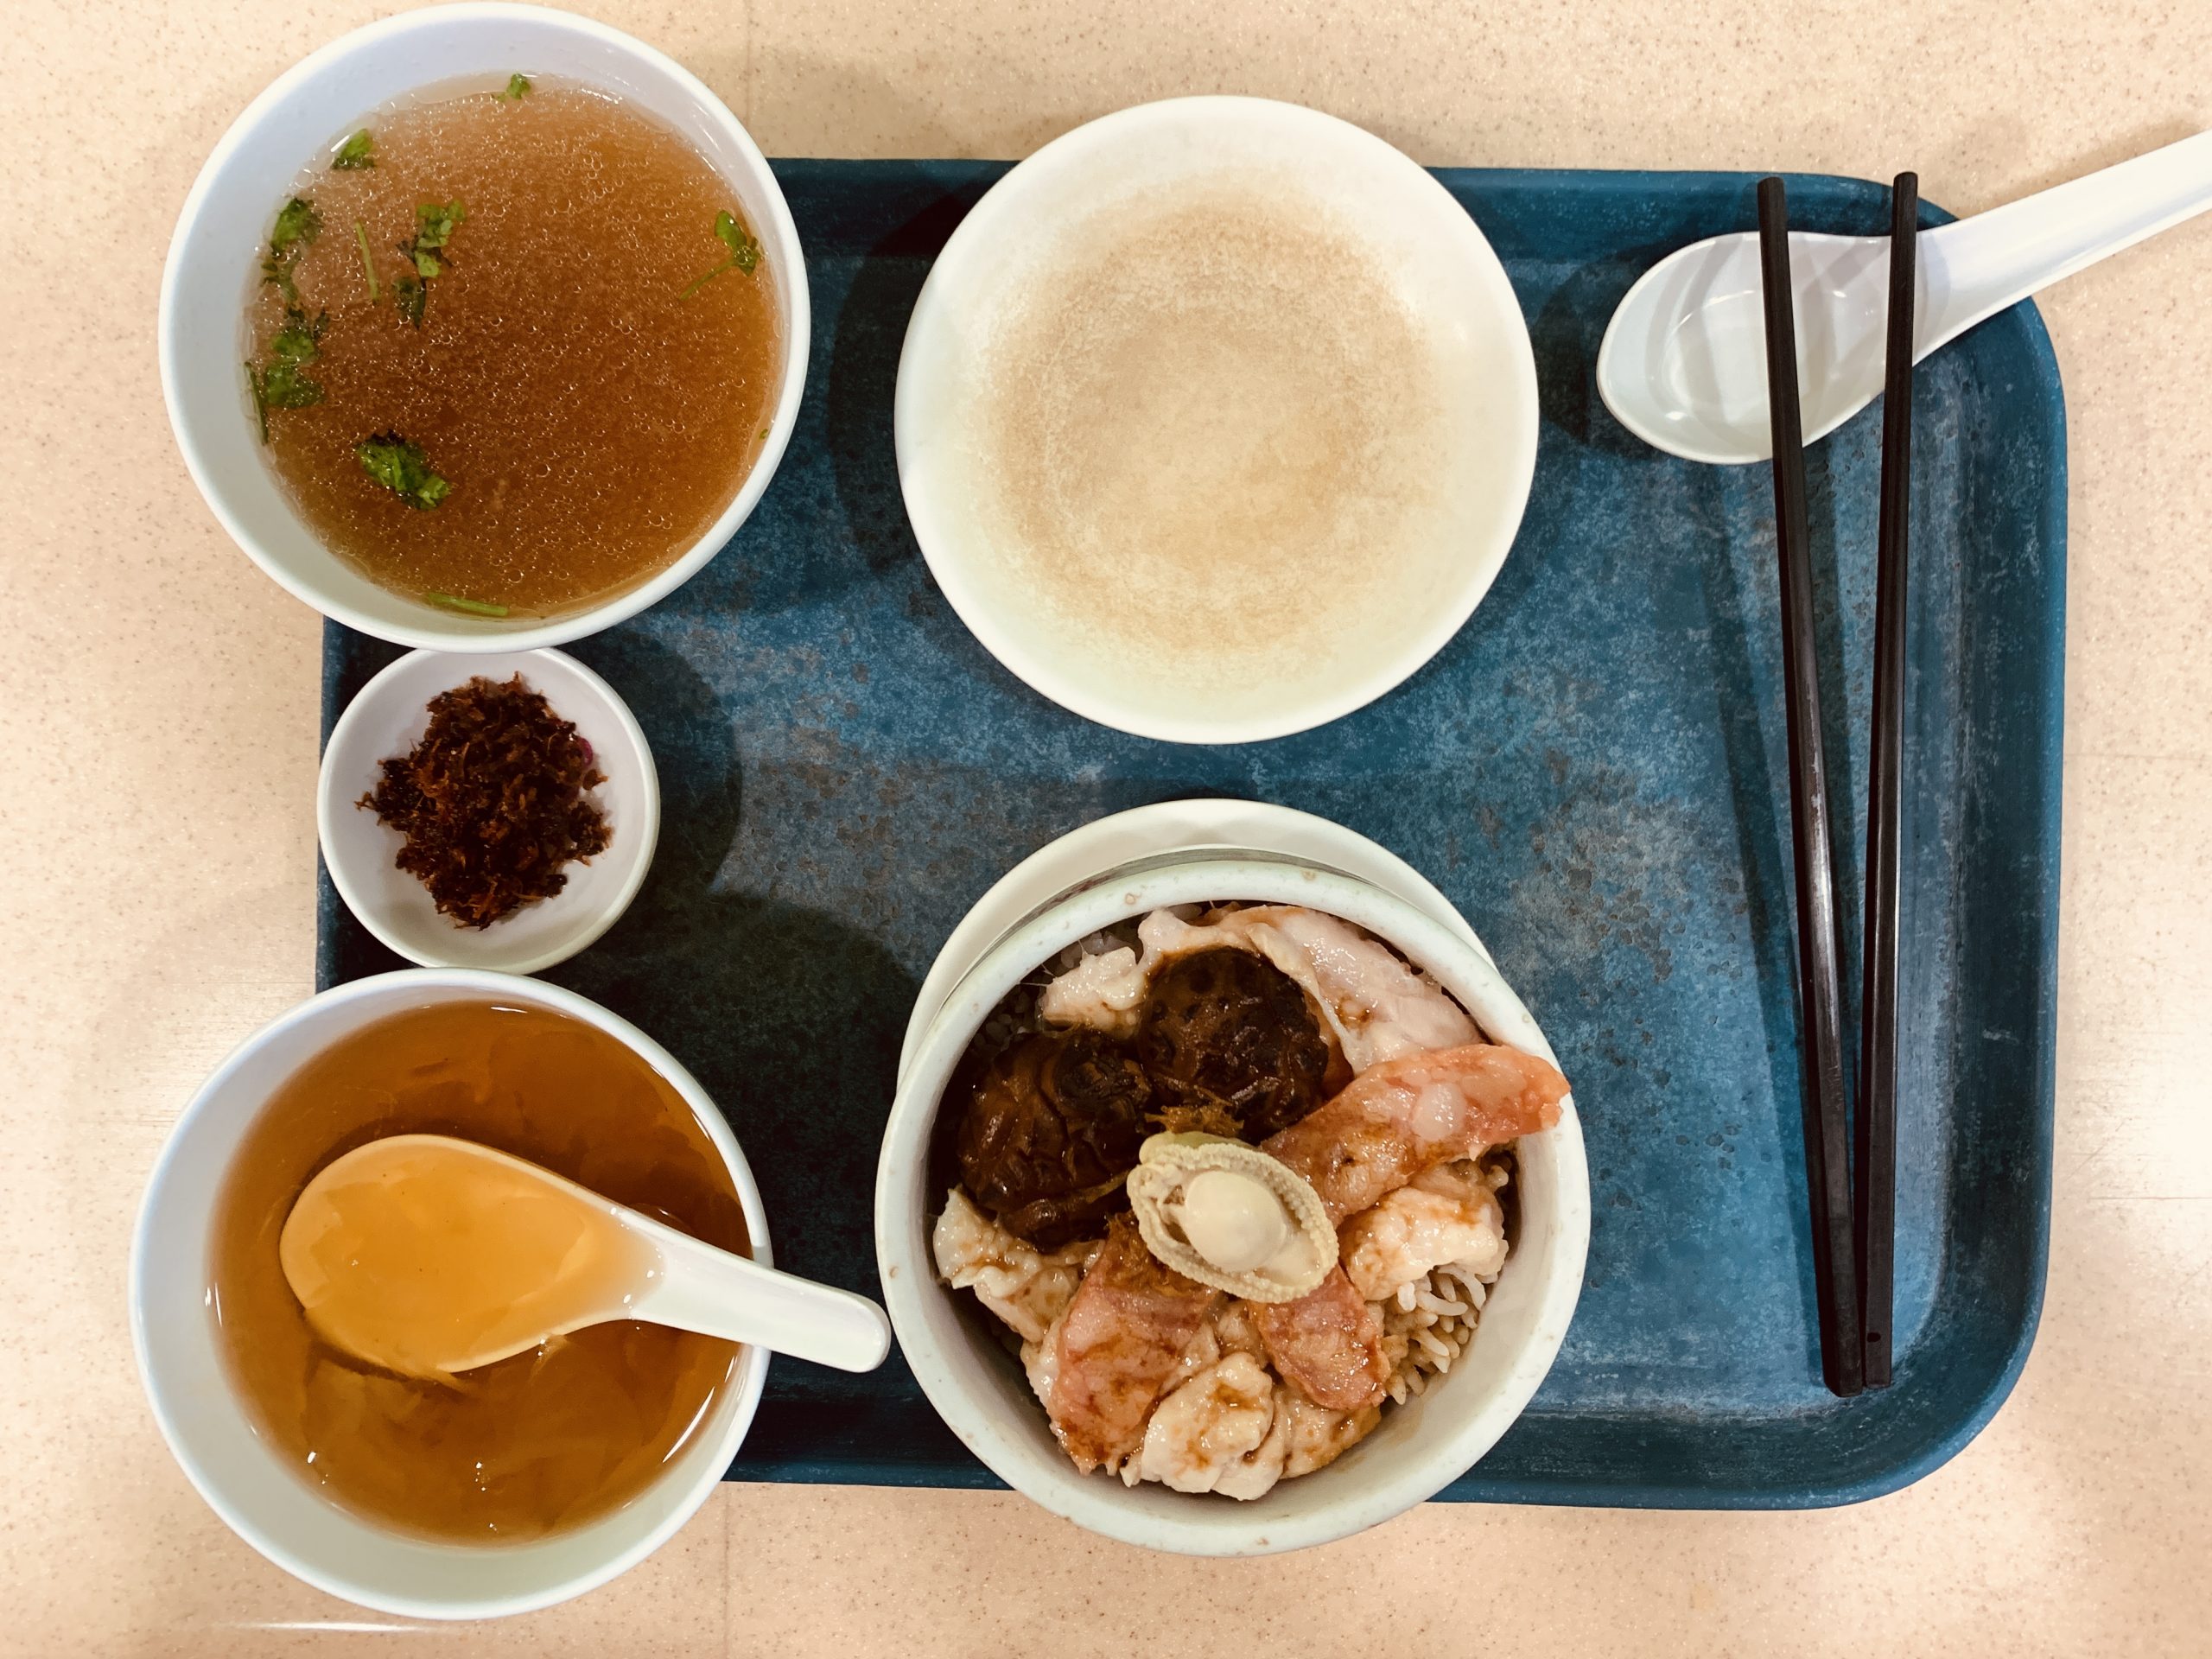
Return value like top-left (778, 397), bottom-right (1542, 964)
top-left (159, 2), bottom-right (810, 650)
top-left (130, 969), bottom-right (773, 1618)
top-left (875, 839), bottom-right (1591, 1555)
top-left (318, 648), bottom-right (658, 974)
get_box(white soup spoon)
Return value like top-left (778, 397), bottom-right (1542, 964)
top-left (281, 1133), bottom-right (893, 1378)
top-left (1598, 130), bottom-right (2212, 463)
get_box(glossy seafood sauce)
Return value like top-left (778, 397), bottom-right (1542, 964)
top-left (246, 81), bottom-right (781, 617)
top-left (210, 1000), bottom-right (747, 1543)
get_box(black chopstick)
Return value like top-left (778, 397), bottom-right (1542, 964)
top-left (1756, 176), bottom-right (1865, 1399)
top-left (1853, 173), bottom-right (1916, 1389)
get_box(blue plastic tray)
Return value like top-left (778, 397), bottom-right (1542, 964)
top-left (317, 161), bottom-right (2063, 1509)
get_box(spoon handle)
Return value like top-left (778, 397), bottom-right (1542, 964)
top-left (627, 1214), bottom-right (893, 1373)
top-left (1920, 130), bottom-right (2212, 354)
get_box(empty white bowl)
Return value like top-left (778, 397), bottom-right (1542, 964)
top-left (159, 3), bottom-right (810, 650)
top-left (875, 845), bottom-right (1589, 1555)
top-left (130, 969), bottom-right (772, 1618)
top-left (319, 648), bottom-right (658, 974)
top-left (895, 96), bottom-right (1539, 744)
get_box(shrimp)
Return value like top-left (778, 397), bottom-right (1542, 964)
top-left (1263, 1042), bottom-right (1568, 1225)
top-left (1046, 1214), bottom-right (1223, 1473)
top-left (1131, 1352), bottom-right (1287, 1498)
top-left (1037, 905), bottom-right (1478, 1071)
top-left (1252, 1267), bottom-right (1389, 1412)
top-left (931, 1186), bottom-right (1094, 1344)
top-left (1340, 1161), bottom-right (1508, 1304)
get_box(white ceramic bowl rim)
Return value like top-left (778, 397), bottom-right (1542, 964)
top-left (893, 94), bottom-right (1541, 744)
top-left (158, 2), bottom-right (811, 652)
top-left (130, 968), bottom-right (772, 1619)
top-left (875, 855), bottom-right (1589, 1555)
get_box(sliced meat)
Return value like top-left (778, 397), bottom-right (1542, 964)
top-left (1262, 1042), bottom-right (1568, 1225)
top-left (1133, 1352), bottom-right (1281, 1497)
top-left (931, 1186), bottom-right (1093, 1344)
top-left (1046, 1214), bottom-right (1223, 1473)
top-left (1277, 1378), bottom-right (1380, 1477)
top-left (1251, 1267), bottom-right (1389, 1412)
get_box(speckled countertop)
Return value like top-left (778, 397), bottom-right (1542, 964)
top-left (4, 3), bottom-right (2208, 1654)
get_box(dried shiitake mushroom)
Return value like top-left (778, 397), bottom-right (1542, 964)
top-left (1137, 949), bottom-right (1337, 1141)
top-left (954, 1028), bottom-right (1152, 1249)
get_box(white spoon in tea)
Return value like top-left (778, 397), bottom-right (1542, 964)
top-left (1597, 130), bottom-right (2212, 463)
top-left (281, 1134), bottom-right (892, 1378)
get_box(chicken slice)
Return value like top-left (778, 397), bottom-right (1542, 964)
top-left (1036, 944), bottom-right (1150, 1034)
top-left (1037, 905), bottom-right (1478, 1072)
top-left (1132, 1351), bottom-right (1283, 1497)
top-left (931, 1186), bottom-right (1092, 1344)
top-left (1211, 1299), bottom-right (1270, 1360)
top-left (1277, 1379), bottom-right (1380, 1478)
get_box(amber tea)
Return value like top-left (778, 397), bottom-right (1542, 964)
top-left (244, 79), bottom-right (781, 618)
top-left (209, 999), bottom-right (748, 1543)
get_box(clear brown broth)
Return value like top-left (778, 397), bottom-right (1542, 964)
top-left (248, 82), bottom-right (780, 616)
top-left (209, 1000), bottom-right (748, 1544)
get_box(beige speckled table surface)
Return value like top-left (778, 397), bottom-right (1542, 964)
top-left (4, 2), bottom-right (2209, 1653)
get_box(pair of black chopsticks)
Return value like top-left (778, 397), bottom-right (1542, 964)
top-left (1755, 174), bottom-right (1915, 1398)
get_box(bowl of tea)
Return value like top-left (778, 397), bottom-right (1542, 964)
top-left (161, 4), bottom-right (806, 650)
top-left (131, 970), bottom-right (775, 1618)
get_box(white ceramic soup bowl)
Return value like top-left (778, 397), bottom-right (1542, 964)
top-left (130, 969), bottom-right (772, 1619)
top-left (160, 3), bottom-right (810, 651)
top-left (895, 95), bottom-right (1539, 744)
top-left (875, 851), bottom-right (1590, 1555)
